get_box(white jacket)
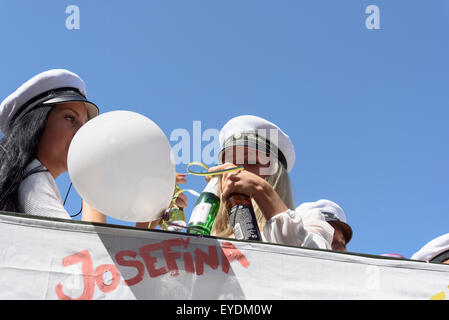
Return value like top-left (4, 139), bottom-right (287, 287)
top-left (262, 207), bottom-right (334, 250)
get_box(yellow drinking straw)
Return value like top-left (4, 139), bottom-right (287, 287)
top-left (186, 162), bottom-right (243, 177)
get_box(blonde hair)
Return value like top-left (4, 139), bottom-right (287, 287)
top-left (211, 160), bottom-right (294, 238)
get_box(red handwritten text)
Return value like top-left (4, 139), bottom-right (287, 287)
top-left (55, 238), bottom-right (249, 300)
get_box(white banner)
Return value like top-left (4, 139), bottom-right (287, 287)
top-left (0, 212), bottom-right (448, 300)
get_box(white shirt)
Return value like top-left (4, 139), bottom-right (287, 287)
top-left (262, 208), bottom-right (334, 250)
top-left (18, 159), bottom-right (71, 220)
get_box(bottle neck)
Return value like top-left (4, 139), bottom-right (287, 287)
top-left (203, 176), bottom-right (220, 197)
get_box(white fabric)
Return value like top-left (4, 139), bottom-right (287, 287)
top-left (412, 233), bottom-right (449, 262)
top-left (0, 69), bottom-right (87, 134)
top-left (219, 115), bottom-right (295, 172)
top-left (262, 208), bottom-right (334, 250)
top-left (296, 199), bottom-right (348, 223)
top-left (18, 159), bottom-right (70, 220)
top-left (2, 212), bottom-right (448, 300)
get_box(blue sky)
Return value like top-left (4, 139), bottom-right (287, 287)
top-left (1, 0), bottom-right (448, 258)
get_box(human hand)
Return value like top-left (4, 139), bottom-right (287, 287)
top-left (136, 173), bottom-right (188, 229)
top-left (174, 173), bottom-right (188, 209)
top-left (208, 163), bottom-right (288, 220)
top-left (208, 163), bottom-right (265, 203)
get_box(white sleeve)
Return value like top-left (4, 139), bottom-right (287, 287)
top-left (262, 208), bottom-right (334, 250)
top-left (18, 172), bottom-right (71, 220)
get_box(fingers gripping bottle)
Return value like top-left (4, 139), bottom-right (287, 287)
top-left (226, 193), bottom-right (262, 241)
top-left (161, 184), bottom-right (187, 232)
top-left (187, 176), bottom-right (220, 235)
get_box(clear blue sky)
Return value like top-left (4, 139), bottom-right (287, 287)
top-left (1, 0), bottom-right (448, 259)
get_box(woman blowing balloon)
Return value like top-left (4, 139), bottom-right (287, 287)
top-left (73, 111), bottom-right (188, 227)
top-left (0, 69), bottom-right (98, 219)
top-left (209, 115), bottom-right (334, 249)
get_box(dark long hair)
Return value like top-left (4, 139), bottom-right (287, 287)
top-left (0, 105), bottom-right (52, 212)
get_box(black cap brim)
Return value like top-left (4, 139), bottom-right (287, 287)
top-left (218, 133), bottom-right (288, 170)
top-left (43, 94), bottom-right (99, 120)
top-left (328, 220), bottom-right (353, 244)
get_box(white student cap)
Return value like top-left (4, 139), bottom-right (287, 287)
top-left (411, 233), bottom-right (449, 263)
top-left (218, 115), bottom-right (295, 172)
top-left (0, 69), bottom-right (99, 134)
top-left (296, 199), bottom-right (353, 244)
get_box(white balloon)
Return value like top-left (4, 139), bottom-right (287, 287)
top-left (68, 110), bottom-right (176, 222)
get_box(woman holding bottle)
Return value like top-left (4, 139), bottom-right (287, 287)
top-left (207, 115), bottom-right (334, 250)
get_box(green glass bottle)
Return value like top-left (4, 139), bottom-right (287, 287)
top-left (187, 176), bottom-right (220, 235)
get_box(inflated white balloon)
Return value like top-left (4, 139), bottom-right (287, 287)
top-left (68, 110), bottom-right (176, 222)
